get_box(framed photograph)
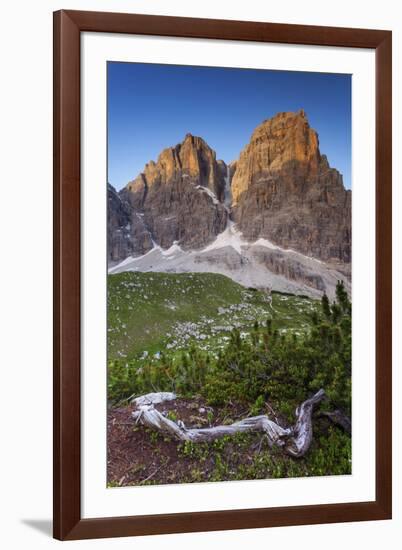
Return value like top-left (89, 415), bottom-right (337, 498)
top-left (53, 10), bottom-right (392, 540)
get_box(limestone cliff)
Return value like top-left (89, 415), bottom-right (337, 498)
top-left (231, 110), bottom-right (351, 263)
top-left (122, 134), bottom-right (228, 252)
top-left (107, 184), bottom-right (153, 262)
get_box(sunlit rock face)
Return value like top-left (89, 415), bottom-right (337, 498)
top-left (231, 110), bottom-right (351, 263)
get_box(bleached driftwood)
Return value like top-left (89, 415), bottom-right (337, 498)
top-left (131, 389), bottom-right (326, 458)
top-left (132, 392), bottom-right (177, 408)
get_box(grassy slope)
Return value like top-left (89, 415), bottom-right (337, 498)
top-left (108, 271), bottom-right (320, 361)
top-left (107, 272), bottom-right (351, 486)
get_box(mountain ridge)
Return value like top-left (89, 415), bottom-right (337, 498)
top-left (108, 110), bottom-right (351, 298)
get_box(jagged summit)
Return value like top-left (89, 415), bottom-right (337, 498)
top-left (231, 110), bottom-right (351, 262)
top-left (128, 132), bottom-right (225, 192)
top-left (118, 132), bottom-right (228, 254)
top-left (232, 110), bottom-right (321, 205)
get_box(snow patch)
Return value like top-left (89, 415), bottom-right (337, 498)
top-left (202, 221), bottom-right (244, 255)
top-left (196, 185), bottom-right (220, 205)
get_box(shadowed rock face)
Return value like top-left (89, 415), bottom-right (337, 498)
top-left (107, 184), bottom-right (153, 262)
top-left (231, 110), bottom-right (351, 263)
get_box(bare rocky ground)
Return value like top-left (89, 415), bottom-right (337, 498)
top-left (108, 398), bottom-right (249, 487)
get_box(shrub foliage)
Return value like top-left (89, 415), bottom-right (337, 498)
top-left (109, 281), bottom-right (351, 419)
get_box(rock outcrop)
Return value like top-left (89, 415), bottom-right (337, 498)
top-left (108, 184), bottom-right (153, 262)
top-left (231, 110), bottom-right (351, 263)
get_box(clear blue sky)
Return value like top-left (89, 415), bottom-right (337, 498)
top-left (108, 62), bottom-right (351, 190)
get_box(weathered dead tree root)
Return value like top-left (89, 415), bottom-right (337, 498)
top-left (131, 389), bottom-right (326, 458)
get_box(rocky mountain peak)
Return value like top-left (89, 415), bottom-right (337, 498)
top-left (127, 133), bottom-right (224, 197)
top-left (231, 111), bottom-right (351, 263)
top-left (118, 133), bottom-right (228, 254)
top-left (232, 110), bottom-right (321, 205)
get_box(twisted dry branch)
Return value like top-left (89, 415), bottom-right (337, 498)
top-left (131, 389), bottom-right (326, 458)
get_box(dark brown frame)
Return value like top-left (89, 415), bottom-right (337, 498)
top-left (53, 10), bottom-right (392, 541)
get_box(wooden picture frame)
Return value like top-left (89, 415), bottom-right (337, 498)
top-left (53, 10), bottom-right (392, 540)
